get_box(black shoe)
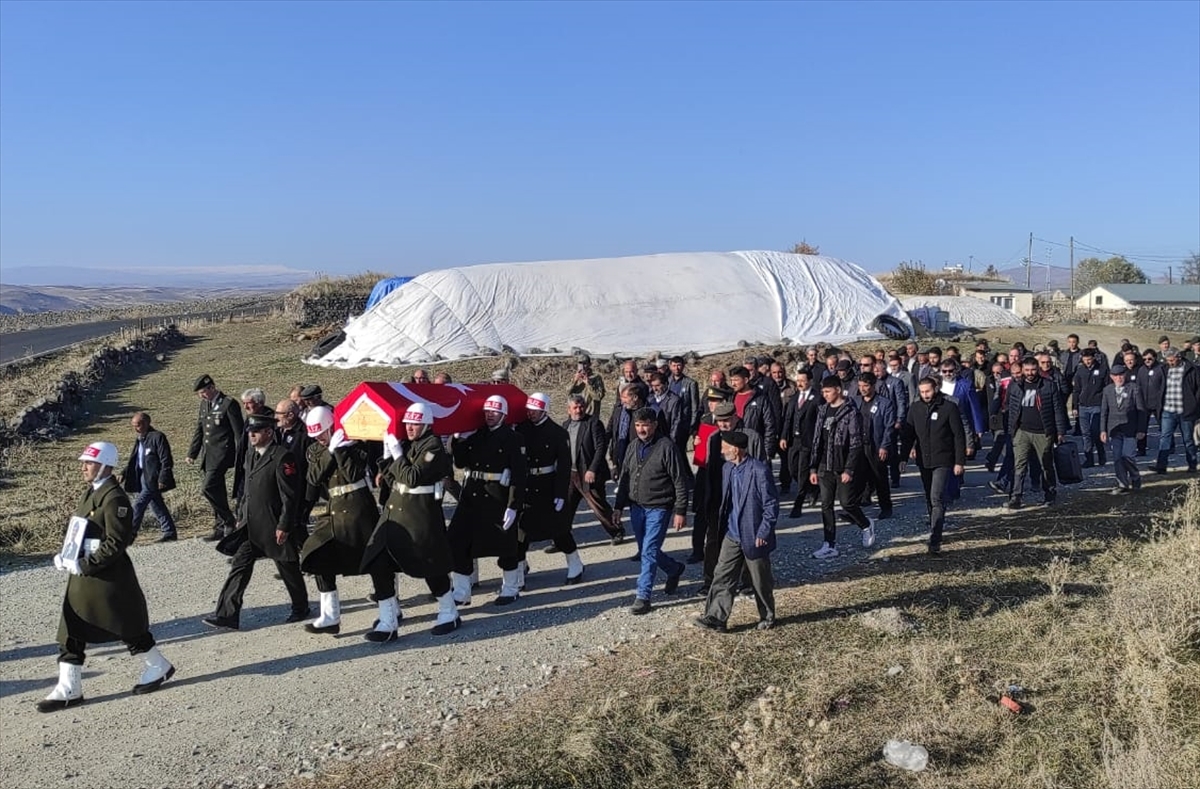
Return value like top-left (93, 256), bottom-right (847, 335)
top-left (1150, 466), bottom-right (1168, 474)
top-left (787, 506), bottom-right (804, 518)
top-left (988, 480), bottom-right (1007, 496)
top-left (156, 533), bottom-right (178, 543)
top-left (132, 665), bottom-right (175, 695)
top-left (1044, 492), bottom-right (1057, 507)
top-left (364, 629), bottom-right (398, 643)
top-left (494, 593), bottom-right (519, 606)
top-left (1082, 458), bottom-right (1095, 469)
top-left (985, 462), bottom-right (996, 473)
top-left (755, 618), bottom-right (775, 631)
top-left (304, 621), bottom-right (340, 635)
top-left (928, 543), bottom-right (942, 556)
top-left (201, 529), bottom-right (224, 542)
top-left (878, 508), bottom-right (892, 520)
top-left (664, 566), bottom-right (685, 594)
top-left (630, 598), bottom-right (652, 615)
top-left (564, 569), bottom-right (584, 586)
top-left (610, 531), bottom-right (626, 546)
top-left (543, 544), bottom-right (561, 554)
top-left (685, 553), bottom-right (704, 565)
top-left (738, 585), bottom-right (755, 600)
top-left (694, 584), bottom-right (711, 598)
top-left (431, 617), bottom-right (462, 636)
top-left (285, 608), bottom-right (311, 624)
top-left (36, 696), bottom-right (85, 713)
top-left (692, 615), bottom-right (727, 632)
top-left (1005, 497), bottom-right (1023, 510)
top-left (628, 552), bottom-right (642, 562)
top-left (201, 615), bottom-right (239, 631)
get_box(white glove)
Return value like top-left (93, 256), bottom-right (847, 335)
top-left (383, 432), bottom-right (403, 460)
top-left (501, 508), bottom-right (518, 531)
top-left (327, 429), bottom-right (346, 452)
top-left (499, 468), bottom-right (512, 486)
top-left (53, 554), bottom-right (65, 571)
top-left (553, 498), bottom-right (564, 512)
top-left (64, 558), bottom-right (82, 576)
top-left (453, 430), bottom-right (476, 440)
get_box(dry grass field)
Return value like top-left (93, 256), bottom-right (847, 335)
top-left (1, 315), bottom-right (1196, 788)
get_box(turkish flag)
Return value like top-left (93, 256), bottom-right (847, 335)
top-left (693, 422), bottom-right (719, 467)
top-left (334, 382), bottom-right (529, 441)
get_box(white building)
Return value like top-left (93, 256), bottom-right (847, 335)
top-left (1074, 283), bottom-right (1200, 311)
top-left (957, 281), bottom-right (1034, 319)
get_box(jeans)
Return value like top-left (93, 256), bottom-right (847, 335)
top-left (919, 465), bottom-right (951, 547)
top-left (1078, 406), bottom-right (1104, 463)
top-left (1156, 411), bottom-right (1198, 470)
top-left (132, 487), bottom-right (177, 536)
top-left (1109, 430), bottom-right (1140, 489)
top-left (629, 505), bottom-right (684, 601)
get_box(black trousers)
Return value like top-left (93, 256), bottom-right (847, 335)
top-left (861, 449), bottom-right (893, 511)
top-left (919, 465), bottom-right (951, 547)
top-left (818, 469), bottom-right (868, 544)
top-left (214, 539), bottom-right (309, 622)
top-left (201, 463), bottom-right (235, 532)
top-left (58, 601), bottom-right (155, 666)
top-left (363, 553), bottom-right (451, 599)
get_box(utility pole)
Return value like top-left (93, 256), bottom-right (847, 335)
top-left (1026, 232), bottom-right (1033, 289)
top-left (1168, 266), bottom-right (1173, 284)
top-left (968, 254), bottom-right (974, 273)
top-left (1069, 236), bottom-right (1075, 300)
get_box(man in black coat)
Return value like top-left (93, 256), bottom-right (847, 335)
top-left (809, 376), bottom-right (872, 559)
top-left (904, 377), bottom-right (966, 554)
top-left (1135, 349), bottom-right (1166, 456)
top-left (123, 411), bottom-right (178, 542)
top-left (780, 368), bottom-right (819, 517)
top-left (203, 413), bottom-right (310, 630)
top-left (563, 394), bottom-right (620, 543)
top-left (1005, 357), bottom-right (1070, 509)
top-left (1100, 364), bottom-right (1147, 493)
top-left (607, 381), bottom-right (666, 478)
top-left (187, 374), bottom-right (244, 542)
top-left (516, 393), bottom-right (584, 586)
top-left (1071, 348), bottom-right (1110, 467)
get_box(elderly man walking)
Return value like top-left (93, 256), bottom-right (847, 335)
top-left (613, 408), bottom-right (689, 614)
top-left (123, 411), bottom-right (178, 542)
top-left (693, 431), bottom-right (779, 632)
top-left (1150, 347), bottom-right (1200, 474)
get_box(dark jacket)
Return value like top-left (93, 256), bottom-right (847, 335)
top-left (606, 401), bottom-right (667, 473)
top-left (564, 414), bottom-right (609, 483)
top-left (236, 443), bottom-right (303, 562)
top-left (809, 400), bottom-right (863, 477)
top-left (300, 440), bottom-right (376, 577)
top-left (1006, 375), bottom-right (1071, 438)
top-left (516, 416), bottom-right (572, 541)
top-left (364, 430), bottom-right (454, 578)
top-left (449, 424), bottom-right (527, 558)
top-left (669, 374), bottom-right (701, 432)
top-left (735, 388), bottom-right (779, 450)
top-left (749, 373), bottom-right (783, 428)
top-left (59, 477), bottom-right (150, 644)
top-left (781, 388), bottom-right (820, 451)
top-left (877, 372), bottom-right (909, 428)
top-left (122, 428), bottom-right (176, 494)
top-left (1071, 362), bottom-right (1110, 408)
top-left (614, 434), bottom-right (689, 515)
top-left (1100, 382), bottom-right (1148, 437)
top-left (232, 404), bottom-right (273, 501)
top-left (851, 393), bottom-right (896, 452)
top-left (717, 457), bottom-right (778, 560)
top-left (187, 391), bottom-right (243, 471)
top-left (1059, 348), bottom-right (1083, 392)
top-left (904, 392), bottom-right (967, 469)
top-left (1135, 361), bottom-right (1166, 411)
top-left (650, 389), bottom-right (689, 448)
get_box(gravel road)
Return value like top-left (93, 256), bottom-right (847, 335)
top-left (0, 459), bottom-right (1124, 789)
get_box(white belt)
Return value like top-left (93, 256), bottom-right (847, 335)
top-left (527, 465), bottom-right (557, 476)
top-left (83, 539), bottom-right (100, 556)
top-left (464, 470), bottom-right (505, 482)
top-left (329, 479), bottom-right (368, 497)
top-left (393, 481), bottom-right (443, 498)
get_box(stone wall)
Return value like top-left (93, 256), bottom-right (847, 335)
top-left (283, 293), bottom-right (369, 328)
top-left (1132, 307), bottom-right (1200, 333)
top-left (1029, 301), bottom-right (1081, 325)
top-left (2, 326), bottom-right (187, 444)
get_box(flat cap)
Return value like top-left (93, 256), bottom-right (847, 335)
top-left (299, 384), bottom-right (323, 399)
top-left (720, 430), bottom-right (748, 449)
top-left (193, 374), bottom-right (214, 392)
top-left (713, 402), bottom-right (736, 419)
top-left (835, 359), bottom-right (853, 371)
top-left (1110, 364), bottom-right (1128, 375)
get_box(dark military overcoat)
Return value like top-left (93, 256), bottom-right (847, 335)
top-left (514, 417), bottom-right (571, 541)
top-left (448, 425), bottom-right (527, 558)
top-left (300, 441), bottom-right (376, 576)
top-left (236, 443), bottom-right (303, 561)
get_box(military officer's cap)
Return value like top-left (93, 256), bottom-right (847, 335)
top-left (193, 374), bottom-right (215, 392)
top-left (299, 384), bottom-right (323, 399)
top-left (713, 403), bottom-right (736, 420)
top-left (705, 385), bottom-right (732, 401)
top-left (1188, 335), bottom-right (1200, 345)
top-left (246, 413), bottom-right (275, 432)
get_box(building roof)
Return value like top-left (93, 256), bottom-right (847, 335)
top-left (1089, 283), bottom-right (1200, 305)
top-left (959, 280), bottom-right (1032, 293)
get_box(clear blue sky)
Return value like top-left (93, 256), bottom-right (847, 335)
top-left (2, 0), bottom-right (1197, 280)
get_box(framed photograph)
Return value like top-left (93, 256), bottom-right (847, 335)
top-left (59, 516), bottom-right (88, 563)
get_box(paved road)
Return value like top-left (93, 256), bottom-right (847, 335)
top-left (0, 308), bottom-right (275, 364)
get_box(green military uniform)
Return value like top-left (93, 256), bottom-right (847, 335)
top-left (300, 440), bottom-right (376, 578)
top-left (363, 431), bottom-right (454, 579)
top-left (187, 389), bottom-right (244, 534)
top-left (57, 477), bottom-right (154, 662)
top-left (515, 417), bottom-right (571, 543)
top-left (448, 424), bottom-right (527, 568)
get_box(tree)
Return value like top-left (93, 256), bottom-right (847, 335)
top-left (889, 260), bottom-right (942, 295)
top-left (983, 264), bottom-right (999, 278)
top-left (1075, 256), bottom-right (1148, 294)
top-left (790, 240), bottom-right (820, 255)
top-left (1181, 252), bottom-right (1200, 285)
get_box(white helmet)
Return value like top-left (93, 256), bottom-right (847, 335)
top-left (304, 406), bottom-right (335, 436)
top-left (79, 441), bottom-right (119, 467)
top-left (483, 395), bottom-right (508, 415)
top-left (525, 392), bottom-right (550, 412)
top-left (402, 402), bottom-right (434, 425)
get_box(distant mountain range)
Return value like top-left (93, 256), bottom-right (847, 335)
top-left (998, 264), bottom-right (1076, 293)
top-left (0, 283), bottom-right (299, 315)
top-left (1, 264), bottom-right (318, 289)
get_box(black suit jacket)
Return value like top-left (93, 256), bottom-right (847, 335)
top-left (187, 392), bottom-right (244, 471)
top-left (123, 429), bottom-right (176, 494)
top-left (564, 415), bottom-right (610, 484)
top-left (236, 442), bottom-right (303, 562)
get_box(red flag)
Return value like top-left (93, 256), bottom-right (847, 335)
top-left (335, 382), bottom-right (529, 441)
top-left (693, 422), bottom-right (719, 467)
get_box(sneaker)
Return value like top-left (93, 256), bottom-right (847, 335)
top-left (664, 565), bottom-right (685, 595)
top-left (877, 508), bottom-right (893, 520)
top-left (692, 615), bottom-right (727, 632)
top-left (1004, 497), bottom-right (1024, 510)
top-left (685, 553), bottom-right (704, 565)
top-left (927, 543), bottom-right (942, 556)
top-left (694, 584), bottom-right (711, 598)
top-left (987, 480), bottom-right (1007, 496)
top-left (630, 598), bottom-right (652, 615)
top-left (861, 520), bottom-right (877, 548)
top-left (811, 542), bottom-right (839, 559)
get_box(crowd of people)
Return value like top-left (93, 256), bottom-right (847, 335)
top-left (37, 333), bottom-right (1200, 712)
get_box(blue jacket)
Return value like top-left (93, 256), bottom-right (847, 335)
top-left (945, 375), bottom-right (986, 437)
top-left (717, 456), bottom-right (778, 560)
top-left (851, 393), bottom-right (896, 451)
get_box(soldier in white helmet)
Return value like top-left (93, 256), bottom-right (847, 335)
top-left (297, 407), bottom-right (377, 636)
top-left (38, 442), bottom-right (175, 712)
top-left (359, 402), bottom-right (461, 641)
top-left (515, 393), bottom-right (585, 586)
top-left (447, 395), bottom-right (528, 606)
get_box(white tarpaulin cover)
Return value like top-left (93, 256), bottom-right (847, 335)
top-left (308, 251), bottom-right (912, 368)
top-left (900, 296), bottom-right (1028, 330)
